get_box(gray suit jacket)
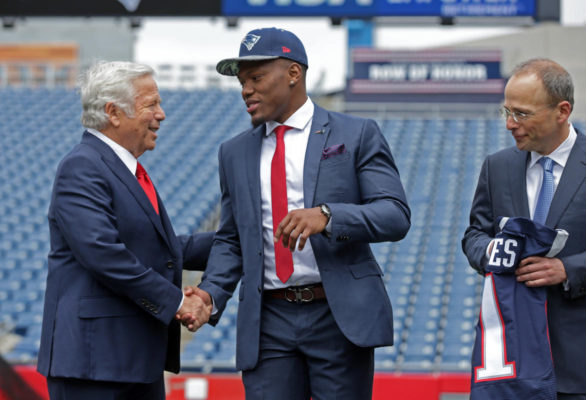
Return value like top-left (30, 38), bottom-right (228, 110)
top-left (462, 129), bottom-right (586, 393)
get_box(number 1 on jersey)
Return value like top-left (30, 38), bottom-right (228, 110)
top-left (475, 273), bottom-right (516, 382)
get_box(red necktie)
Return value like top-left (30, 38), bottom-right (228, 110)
top-left (136, 162), bottom-right (159, 214)
top-left (271, 125), bottom-right (294, 283)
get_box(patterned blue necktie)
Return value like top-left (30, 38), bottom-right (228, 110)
top-left (533, 157), bottom-right (555, 225)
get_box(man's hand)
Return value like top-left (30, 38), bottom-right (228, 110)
top-left (175, 287), bottom-right (212, 332)
top-left (274, 207), bottom-right (328, 252)
top-left (516, 256), bottom-right (567, 287)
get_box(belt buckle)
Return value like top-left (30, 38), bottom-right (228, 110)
top-left (285, 286), bottom-right (314, 304)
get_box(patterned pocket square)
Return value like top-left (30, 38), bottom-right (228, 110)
top-left (321, 144), bottom-right (346, 160)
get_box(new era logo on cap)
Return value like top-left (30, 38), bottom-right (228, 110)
top-left (216, 27), bottom-right (308, 76)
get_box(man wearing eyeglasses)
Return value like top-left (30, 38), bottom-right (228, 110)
top-left (463, 58), bottom-right (586, 399)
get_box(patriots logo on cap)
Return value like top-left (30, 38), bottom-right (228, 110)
top-left (242, 34), bottom-right (261, 51)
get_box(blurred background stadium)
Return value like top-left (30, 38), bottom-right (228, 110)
top-left (1, 0), bottom-right (585, 399)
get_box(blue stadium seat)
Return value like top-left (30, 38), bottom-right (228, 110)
top-left (2, 87), bottom-right (582, 373)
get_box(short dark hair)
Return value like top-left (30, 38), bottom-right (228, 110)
top-left (511, 58), bottom-right (574, 110)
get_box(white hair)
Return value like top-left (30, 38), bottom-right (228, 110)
top-left (79, 61), bottom-right (155, 130)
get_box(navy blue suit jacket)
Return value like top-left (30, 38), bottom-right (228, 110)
top-left (37, 132), bottom-right (214, 383)
top-left (463, 129), bottom-right (586, 393)
top-left (199, 104), bottom-right (411, 371)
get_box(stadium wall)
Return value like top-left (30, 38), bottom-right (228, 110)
top-left (0, 17), bottom-right (134, 65)
top-left (452, 23), bottom-right (586, 119)
top-left (11, 365), bottom-right (471, 400)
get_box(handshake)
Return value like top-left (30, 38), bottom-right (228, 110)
top-left (175, 286), bottom-right (212, 332)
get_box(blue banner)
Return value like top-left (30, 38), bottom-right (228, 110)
top-left (222, 0), bottom-right (535, 17)
top-left (346, 48), bottom-right (505, 103)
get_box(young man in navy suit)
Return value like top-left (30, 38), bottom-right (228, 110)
top-left (37, 61), bottom-right (214, 400)
top-left (463, 59), bottom-right (586, 399)
top-left (184, 28), bottom-right (411, 399)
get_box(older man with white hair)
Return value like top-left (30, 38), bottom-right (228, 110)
top-left (37, 61), bottom-right (214, 400)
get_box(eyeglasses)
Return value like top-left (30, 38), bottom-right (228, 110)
top-left (500, 104), bottom-right (555, 123)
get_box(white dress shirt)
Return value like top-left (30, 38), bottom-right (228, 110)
top-left (260, 98), bottom-right (322, 289)
top-left (87, 128), bottom-right (138, 175)
top-left (526, 123), bottom-right (577, 219)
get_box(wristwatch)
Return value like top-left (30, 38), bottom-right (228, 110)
top-left (318, 203), bottom-right (331, 225)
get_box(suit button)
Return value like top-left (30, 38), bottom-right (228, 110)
top-left (166, 260), bottom-right (174, 269)
top-left (257, 286), bottom-right (262, 293)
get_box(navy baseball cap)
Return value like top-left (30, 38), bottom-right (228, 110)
top-left (216, 27), bottom-right (308, 76)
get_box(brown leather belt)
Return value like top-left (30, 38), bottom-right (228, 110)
top-left (264, 283), bottom-right (326, 304)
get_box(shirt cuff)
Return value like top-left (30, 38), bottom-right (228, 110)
top-left (211, 296), bottom-right (219, 316)
top-left (176, 293), bottom-right (184, 313)
top-left (485, 239), bottom-right (494, 259)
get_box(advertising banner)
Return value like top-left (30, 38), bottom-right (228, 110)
top-left (222, 0), bottom-right (535, 17)
top-left (346, 48), bottom-right (504, 103)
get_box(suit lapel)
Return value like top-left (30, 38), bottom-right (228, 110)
top-left (246, 125), bottom-right (265, 227)
top-left (81, 132), bottom-right (173, 251)
top-left (109, 161), bottom-right (171, 249)
top-left (509, 148), bottom-right (531, 218)
top-left (303, 105), bottom-right (331, 208)
top-left (158, 198), bottom-right (182, 257)
top-left (547, 131), bottom-right (586, 227)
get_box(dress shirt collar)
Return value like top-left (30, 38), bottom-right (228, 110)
top-left (264, 97), bottom-right (313, 136)
top-left (86, 128), bottom-right (138, 175)
top-left (528, 123), bottom-right (577, 169)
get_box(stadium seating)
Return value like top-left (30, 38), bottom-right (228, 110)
top-left (1, 87), bottom-right (583, 373)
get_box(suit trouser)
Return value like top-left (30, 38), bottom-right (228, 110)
top-left (242, 296), bottom-right (374, 400)
top-left (46, 375), bottom-right (165, 400)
